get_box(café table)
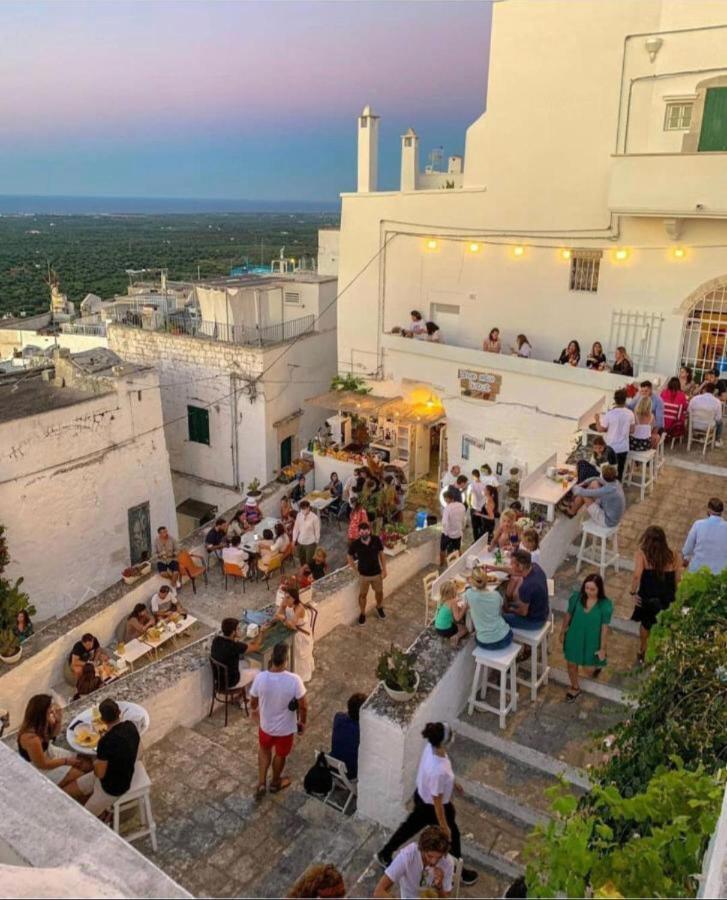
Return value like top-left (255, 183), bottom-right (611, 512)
top-left (302, 491), bottom-right (335, 513)
top-left (66, 700), bottom-right (150, 756)
top-left (114, 638), bottom-right (154, 671)
top-left (140, 615), bottom-right (198, 657)
top-left (242, 614), bottom-right (296, 673)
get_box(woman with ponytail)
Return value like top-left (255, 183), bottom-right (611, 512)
top-left (375, 722), bottom-right (478, 888)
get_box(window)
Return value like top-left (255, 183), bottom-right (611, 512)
top-left (569, 250), bottom-right (602, 293)
top-left (284, 291), bottom-right (301, 306)
top-left (404, 137), bottom-right (413, 147)
top-left (664, 102), bottom-right (693, 131)
top-left (187, 405), bottom-right (210, 445)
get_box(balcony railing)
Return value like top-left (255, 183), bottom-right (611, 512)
top-left (109, 306), bottom-right (316, 347)
top-left (59, 322), bottom-right (107, 336)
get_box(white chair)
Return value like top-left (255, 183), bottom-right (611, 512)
top-left (467, 643), bottom-right (519, 729)
top-left (316, 752), bottom-right (357, 815)
top-left (452, 856), bottom-right (464, 899)
top-left (423, 571), bottom-right (438, 625)
top-left (446, 550), bottom-right (460, 567)
top-left (623, 449), bottom-right (656, 501)
top-left (655, 431), bottom-right (667, 477)
top-left (576, 520), bottom-right (620, 579)
top-left (687, 411), bottom-right (717, 456)
top-left (111, 761), bottom-right (157, 852)
top-left (512, 613), bottom-right (554, 702)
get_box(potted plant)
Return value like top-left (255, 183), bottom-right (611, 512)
top-left (246, 477), bottom-right (262, 500)
top-left (376, 643), bottom-right (419, 702)
top-left (0, 526), bottom-right (36, 664)
top-left (330, 374), bottom-right (372, 395)
top-left (381, 523), bottom-right (410, 556)
top-left (507, 466), bottom-right (521, 501)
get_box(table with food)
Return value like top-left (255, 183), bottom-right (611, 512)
top-left (302, 490), bottom-right (335, 511)
top-left (241, 608), bottom-right (296, 672)
top-left (65, 700), bottom-right (150, 755)
top-left (139, 614), bottom-right (198, 653)
top-left (520, 459), bottom-right (577, 523)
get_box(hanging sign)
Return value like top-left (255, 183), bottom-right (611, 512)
top-left (458, 368), bottom-right (502, 401)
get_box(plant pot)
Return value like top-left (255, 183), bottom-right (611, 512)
top-left (122, 574), bottom-right (141, 585)
top-left (0, 646), bottom-right (22, 664)
top-left (384, 542), bottom-right (407, 557)
top-left (383, 671), bottom-right (420, 703)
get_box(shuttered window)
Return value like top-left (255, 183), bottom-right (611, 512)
top-left (699, 87), bottom-right (727, 152)
top-left (187, 405), bottom-right (210, 445)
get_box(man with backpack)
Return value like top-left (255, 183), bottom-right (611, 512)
top-left (249, 642), bottom-right (307, 800)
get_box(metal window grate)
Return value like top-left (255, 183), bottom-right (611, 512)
top-left (569, 251), bottom-right (602, 293)
top-left (608, 309), bottom-right (664, 375)
top-left (680, 283), bottom-right (727, 379)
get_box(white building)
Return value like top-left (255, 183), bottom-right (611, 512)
top-left (0, 349), bottom-right (176, 622)
top-left (108, 272), bottom-right (338, 531)
top-left (331, 0), bottom-right (727, 477)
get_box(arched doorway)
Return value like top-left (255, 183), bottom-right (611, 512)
top-left (680, 276), bottom-right (727, 379)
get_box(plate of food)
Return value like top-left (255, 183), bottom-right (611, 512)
top-left (75, 728), bottom-right (100, 749)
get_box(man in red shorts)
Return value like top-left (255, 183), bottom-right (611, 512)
top-left (249, 641), bottom-right (307, 799)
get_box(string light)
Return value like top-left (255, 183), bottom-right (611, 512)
top-left (560, 249), bottom-right (572, 261)
top-left (467, 242), bottom-right (481, 254)
top-left (512, 245), bottom-right (525, 258)
top-left (672, 246), bottom-right (686, 260)
top-left (613, 247), bottom-right (630, 262)
top-left (425, 239), bottom-right (438, 251)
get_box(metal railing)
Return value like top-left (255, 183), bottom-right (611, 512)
top-left (109, 307), bottom-right (316, 347)
top-left (59, 322), bottom-right (107, 336)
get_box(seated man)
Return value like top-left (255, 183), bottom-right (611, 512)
top-left (210, 617), bottom-right (263, 693)
top-left (153, 526), bottom-right (180, 590)
top-left (567, 464), bottom-right (625, 528)
top-left (149, 584), bottom-right (185, 621)
top-left (66, 633), bottom-right (107, 684)
top-left (84, 699), bottom-right (141, 817)
top-left (205, 517), bottom-right (228, 562)
top-left (330, 693), bottom-right (367, 780)
top-left (222, 534), bottom-right (250, 575)
top-left (689, 382), bottom-right (723, 446)
top-left (501, 549), bottom-right (549, 631)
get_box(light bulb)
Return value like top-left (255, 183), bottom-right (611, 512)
top-left (468, 242), bottom-right (480, 254)
top-left (513, 245), bottom-right (525, 258)
top-left (672, 246), bottom-right (686, 260)
top-left (426, 239), bottom-right (438, 251)
top-left (561, 249), bottom-right (572, 261)
top-left (614, 248), bottom-right (629, 262)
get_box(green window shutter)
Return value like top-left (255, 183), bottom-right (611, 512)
top-left (187, 405), bottom-right (210, 445)
top-left (698, 88), bottom-right (727, 152)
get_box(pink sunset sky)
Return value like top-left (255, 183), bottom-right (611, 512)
top-left (0, 1), bottom-right (492, 201)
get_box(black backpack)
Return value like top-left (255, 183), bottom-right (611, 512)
top-left (303, 752), bottom-right (333, 796)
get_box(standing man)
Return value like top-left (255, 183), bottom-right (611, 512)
top-left (292, 500), bottom-right (320, 567)
top-left (468, 469), bottom-right (487, 541)
top-left (682, 497), bottom-right (727, 574)
top-left (84, 698), bottom-right (141, 817)
top-left (154, 526), bottom-right (181, 590)
top-left (249, 642), bottom-right (307, 799)
top-left (348, 521), bottom-right (387, 625)
top-left (596, 389), bottom-right (635, 481)
top-left (440, 488), bottom-right (466, 566)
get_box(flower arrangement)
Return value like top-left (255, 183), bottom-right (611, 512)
top-left (380, 523), bottom-right (409, 550)
top-left (376, 643), bottom-right (418, 694)
top-left (516, 517), bottom-right (535, 531)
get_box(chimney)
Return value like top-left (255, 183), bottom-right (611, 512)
top-left (357, 104), bottom-right (380, 193)
top-left (400, 128), bottom-right (419, 192)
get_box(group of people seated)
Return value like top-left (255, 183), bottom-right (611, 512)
top-left (394, 310), bottom-right (443, 343)
top-left (205, 514), bottom-right (293, 580)
top-left (18, 694), bottom-right (142, 818)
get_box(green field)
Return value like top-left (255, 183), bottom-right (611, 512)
top-left (0, 212), bottom-right (339, 317)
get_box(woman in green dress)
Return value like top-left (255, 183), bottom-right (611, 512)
top-left (560, 573), bottom-right (612, 702)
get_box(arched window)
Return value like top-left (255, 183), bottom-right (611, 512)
top-left (681, 277), bottom-right (727, 379)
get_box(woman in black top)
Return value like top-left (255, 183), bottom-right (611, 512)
top-left (630, 526), bottom-right (682, 664)
top-left (556, 340), bottom-right (581, 367)
top-left (586, 341), bottom-right (607, 370)
top-left (611, 346), bottom-right (634, 376)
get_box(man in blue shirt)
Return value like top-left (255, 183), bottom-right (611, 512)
top-left (502, 549), bottom-right (549, 630)
top-left (682, 498), bottom-right (727, 574)
top-left (330, 692), bottom-right (366, 779)
top-left (627, 380), bottom-right (664, 431)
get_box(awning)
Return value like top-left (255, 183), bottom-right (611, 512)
top-left (378, 397), bottom-right (445, 426)
top-left (305, 390), bottom-right (399, 416)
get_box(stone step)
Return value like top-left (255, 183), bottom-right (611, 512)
top-left (455, 792), bottom-right (530, 876)
top-left (457, 776), bottom-right (550, 829)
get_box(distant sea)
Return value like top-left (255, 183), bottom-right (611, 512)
top-left (0, 195), bottom-right (339, 215)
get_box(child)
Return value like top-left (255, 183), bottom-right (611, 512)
top-left (520, 529), bottom-right (541, 566)
top-left (433, 581), bottom-right (469, 648)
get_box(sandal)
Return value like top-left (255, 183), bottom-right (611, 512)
top-left (565, 689), bottom-right (582, 703)
top-left (254, 784), bottom-right (267, 801)
top-left (269, 777), bottom-right (291, 794)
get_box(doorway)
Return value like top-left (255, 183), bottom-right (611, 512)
top-left (280, 435), bottom-right (293, 469)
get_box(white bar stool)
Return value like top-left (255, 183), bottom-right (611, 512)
top-left (655, 432), bottom-right (666, 479)
top-left (623, 449), bottom-right (656, 500)
top-left (512, 613), bottom-right (554, 702)
top-left (112, 761), bottom-right (158, 852)
top-left (467, 643), bottom-right (520, 729)
top-left (575, 520), bottom-right (620, 579)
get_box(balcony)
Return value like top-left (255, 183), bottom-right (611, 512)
top-left (608, 152), bottom-right (727, 218)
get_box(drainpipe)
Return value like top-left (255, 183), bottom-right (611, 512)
top-left (230, 373), bottom-right (241, 490)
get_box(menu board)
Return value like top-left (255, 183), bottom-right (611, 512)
top-left (458, 368), bottom-right (502, 401)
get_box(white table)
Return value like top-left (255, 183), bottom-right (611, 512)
top-left (303, 492), bottom-right (335, 512)
top-left (66, 700), bottom-right (150, 756)
top-left (241, 517), bottom-right (280, 553)
top-left (430, 534), bottom-right (496, 600)
top-left (520, 466), bottom-right (576, 523)
top-left (140, 615), bottom-right (198, 654)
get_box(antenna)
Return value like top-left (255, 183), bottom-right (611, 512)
top-left (425, 146), bottom-right (444, 174)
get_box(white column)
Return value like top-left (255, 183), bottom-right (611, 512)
top-left (357, 104), bottom-right (380, 193)
top-left (400, 128), bottom-right (419, 192)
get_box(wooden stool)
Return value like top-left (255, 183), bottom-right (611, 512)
top-left (623, 449), bottom-right (656, 500)
top-left (576, 520), bottom-right (620, 579)
top-left (112, 762), bottom-right (157, 852)
top-left (512, 614), bottom-right (553, 702)
top-left (467, 643), bottom-right (520, 729)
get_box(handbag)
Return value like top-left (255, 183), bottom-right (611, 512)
top-left (303, 751), bottom-right (333, 796)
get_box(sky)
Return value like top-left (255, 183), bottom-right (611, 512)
top-left (0, 0), bottom-right (492, 203)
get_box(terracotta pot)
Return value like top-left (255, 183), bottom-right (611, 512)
top-left (383, 671), bottom-right (420, 703)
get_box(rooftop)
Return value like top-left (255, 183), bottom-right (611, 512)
top-left (0, 372), bottom-right (102, 424)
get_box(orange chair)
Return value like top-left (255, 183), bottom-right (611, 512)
top-left (257, 554), bottom-right (283, 589)
top-left (178, 550), bottom-right (208, 594)
top-left (280, 542), bottom-right (295, 571)
top-left (223, 561), bottom-right (247, 592)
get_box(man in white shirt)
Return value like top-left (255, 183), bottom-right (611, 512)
top-left (597, 388), bottom-right (635, 480)
top-left (467, 469), bottom-right (488, 541)
top-left (343, 468), bottom-right (362, 503)
top-left (682, 497), bottom-right (727, 574)
top-left (222, 535), bottom-right (250, 575)
top-left (292, 500), bottom-right (320, 566)
top-left (440, 465), bottom-right (461, 492)
top-left (440, 489), bottom-right (466, 565)
top-left (149, 584), bottom-right (185, 621)
top-left (249, 642), bottom-right (307, 798)
top-left (374, 828), bottom-right (454, 900)
top-left (688, 383), bottom-right (723, 446)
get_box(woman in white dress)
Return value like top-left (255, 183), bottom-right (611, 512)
top-left (275, 586), bottom-right (315, 683)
